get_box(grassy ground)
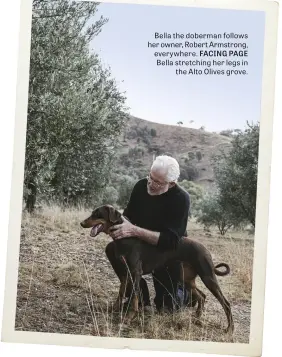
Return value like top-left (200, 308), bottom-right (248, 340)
top-left (15, 205), bottom-right (254, 343)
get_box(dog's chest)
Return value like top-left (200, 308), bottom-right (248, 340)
top-left (114, 238), bottom-right (142, 260)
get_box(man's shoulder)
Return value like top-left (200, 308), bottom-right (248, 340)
top-left (176, 184), bottom-right (190, 198)
top-left (132, 177), bottom-right (147, 191)
top-left (174, 184), bottom-right (190, 205)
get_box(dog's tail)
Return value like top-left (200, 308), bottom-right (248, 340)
top-left (214, 263), bottom-right (230, 276)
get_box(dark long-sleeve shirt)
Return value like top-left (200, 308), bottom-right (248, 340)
top-left (123, 178), bottom-right (190, 251)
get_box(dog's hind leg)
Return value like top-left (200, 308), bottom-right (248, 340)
top-left (181, 264), bottom-right (205, 311)
top-left (187, 287), bottom-right (206, 308)
top-left (183, 278), bottom-right (205, 327)
top-left (196, 288), bottom-right (206, 304)
top-left (190, 281), bottom-right (205, 319)
top-left (200, 274), bottom-right (234, 335)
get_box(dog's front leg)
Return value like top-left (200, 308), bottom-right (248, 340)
top-left (124, 262), bottom-right (142, 322)
top-left (113, 275), bottom-right (128, 312)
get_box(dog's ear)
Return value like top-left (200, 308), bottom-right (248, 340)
top-left (107, 206), bottom-right (122, 224)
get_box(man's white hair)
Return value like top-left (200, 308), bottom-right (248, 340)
top-left (151, 155), bottom-right (180, 182)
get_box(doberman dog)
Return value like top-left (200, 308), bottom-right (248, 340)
top-left (80, 205), bottom-right (234, 335)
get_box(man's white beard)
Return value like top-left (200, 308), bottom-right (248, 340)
top-left (147, 185), bottom-right (167, 196)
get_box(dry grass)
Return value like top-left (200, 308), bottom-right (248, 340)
top-left (15, 205), bottom-right (254, 343)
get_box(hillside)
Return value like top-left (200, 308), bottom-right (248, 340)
top-left (116, 116), bottom-right (232, 191)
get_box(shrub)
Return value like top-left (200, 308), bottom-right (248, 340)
top-left (119, 153), bottom-right (131, 168)
top-left (115, 174), bottom-right (137, 208)
top-left (212, 122), bottom-right (259, 227)
top-left (196, 151), bottom-right (202, 161)
top-left (196, 192), bottom-right (239, 235)
top-left (188, 152), bottom-right (195, 160)
top-left (178, 180), bottom-right (204, 216)
top-left (220, 129), bottom-right (234, 137)
top-left (101, 186), bottom-right (119, 206)
top-left (128, 147), bottom-right (144, 159)
top-left (179, 164), bottom-right (199, 181)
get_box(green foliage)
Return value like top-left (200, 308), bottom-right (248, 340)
top-left (148, 145), bottom-right (161, 155)
top-left (220, 129), bottom-right (234, 137)
top-left (196, 151), bottom-right (202, 161)
top-left (111, 174), bottom-right (137, 208)
top-left (128, 147), bottom-right (145, 159)
top-left (24, 0), bottom-right (129, 210)
top-left (188, 151), bottom-right (195, 160)
top-left (178, 180), bottom-right (204, 216)
top-left (179, 164), bottom-right (199, 181)
top-left (100, 186), bottom-right (119, 206)
top-left (196, 192), bottom-right (236, 235)
top-left (150, 128), bottom-right (157, 137)
top-left (212, 122), bottom-right (259, 227)
top-left (119, 153), bottom-right (132, 168)
top-left (128, 125), bottom-right (151, 142)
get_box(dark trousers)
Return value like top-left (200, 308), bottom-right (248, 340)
top-left (152, 261), bottom-right (181, 311)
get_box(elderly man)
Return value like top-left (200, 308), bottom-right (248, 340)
top-left (106, 155), bottom-right (190, 312)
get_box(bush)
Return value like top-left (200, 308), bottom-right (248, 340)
top-left (128, 147), bottom-right (144, 159)
top-left (148, 145), bottom-right (161, 155)
top-left (179, 164), bottom-right (199, 181)
top-left (188, 152), bottom-right (195, 160)
top-left (150, 128), bottom-right (157, 137)
top-left (220, 129), bottom-right (234, 137)
top-left (114, 174), bottom-right (137, 208)
top-left (196, 151), bottom-right (202, 161)
top-left (119, 153), bottom-right (131, 168)
top-left (127, 129), bottom-right (137, 139)
top-left (178, 180), bottom-right (204, 216)
top-left (196, 192), bottom-right (238, 235)
top-left (212, 122), bottom-right (259, 227)
top-left (101, 186), bottom-right (119, 206)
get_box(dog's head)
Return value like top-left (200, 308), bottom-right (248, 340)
top-left (80, 205), bottom-right (122, 238)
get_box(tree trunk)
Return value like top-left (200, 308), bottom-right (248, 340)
top-left (25, 180), bottom-right (37, 213)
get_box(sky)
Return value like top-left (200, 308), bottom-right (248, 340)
top-left (90, 2), bottom-right (265, 132)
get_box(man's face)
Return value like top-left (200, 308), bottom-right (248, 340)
top-left (147, 167), bottom-right (175, 196)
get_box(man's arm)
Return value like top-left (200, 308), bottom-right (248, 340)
top-left (131, 225), bottom-right (160, 245)
top-left (156, 192), bottom-right (190, 250)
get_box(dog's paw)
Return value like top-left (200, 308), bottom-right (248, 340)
top-left (123, 310), bottom-right (138, 324)
top-left (194, 319), bottom-right (203, 327)
top-left (224, 326), bottom-right (235, 337)
top-left (191, 314), bottom-right (203, 327)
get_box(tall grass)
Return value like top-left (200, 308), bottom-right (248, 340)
top-left (16, 205), bottom-right (253, 343)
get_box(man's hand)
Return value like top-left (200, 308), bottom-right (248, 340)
top-left (109, 216), bottom-right (137, 240)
